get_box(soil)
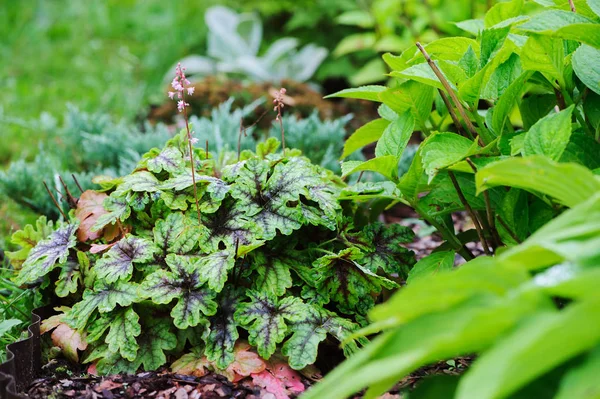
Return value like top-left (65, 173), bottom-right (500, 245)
top-left (24, 357), bottom-right (472, 399)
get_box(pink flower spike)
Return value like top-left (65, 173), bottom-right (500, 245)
top-left (187, 87), bottom-right (195, 95)
top-left (168, 91), bottom-right (175, 99)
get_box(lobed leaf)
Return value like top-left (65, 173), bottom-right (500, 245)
top-left (95, 235), bottom-right (156, 283)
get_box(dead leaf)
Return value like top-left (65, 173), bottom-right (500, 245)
top-left (75, 190), bottom-right (108, 242)
top-left (94, 379), bottom-right (123, 393)
top-left (50, 323), bottom-right (87, 362)
top-left (226, 342), bottom-right (266, 382)
top-left (267, 359), bottom-right (304, 394)
top-left (252, 371), bottom-right (291, 399)
top-left (90, 242), bottom-right (118, 254)
top-left (171, 352), bottom-right (212, 377)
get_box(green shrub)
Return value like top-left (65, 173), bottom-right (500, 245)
top-left (303, 0), bottom-right (600, 397)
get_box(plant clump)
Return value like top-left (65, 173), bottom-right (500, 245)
top-left (10, 129), bottom-right (416, 376)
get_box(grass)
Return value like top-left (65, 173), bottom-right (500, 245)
top-left (0, 0), bottom-right (221, 165)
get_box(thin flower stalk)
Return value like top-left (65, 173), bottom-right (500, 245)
top-left (169, 63), bottom-right (201, 223)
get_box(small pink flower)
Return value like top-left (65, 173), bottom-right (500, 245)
top-left (168, 91), bottom-right (175, 99)
top-left (177, 100), bottom-right (189, 112)
top-left (190, 137), bottom-right (199, 145)
top-left (187, 87), bottom-right (195, 95)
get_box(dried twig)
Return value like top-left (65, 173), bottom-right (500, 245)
top-left (568, 0), bottom-right (576, 12)
top-left (437, 89), bottom-right (473, 140)
top-left (43, 181), bottom-right (68, 221)
top-left (71, 174), bottom-right (84, 194)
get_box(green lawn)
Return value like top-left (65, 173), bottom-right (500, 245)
top-left (0, 0), bottom-right (220, 164)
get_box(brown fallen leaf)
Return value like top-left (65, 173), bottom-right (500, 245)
top-left (94, 379), bottom-right (123, 393)
top-left (75, 190), bottom-right (108, 242)
top-left (41, 308), bottom-right (87, 362)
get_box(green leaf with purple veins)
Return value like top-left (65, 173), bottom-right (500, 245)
top-left (147, 147), bottom-right (184, 174)
top-left (95, 235), bottom-right (156, 283)
top-left (16, 220), bottom-right (79, 285)
top-left (65, 280), bottom-right (140, 330)
top-left (350, 222), bottom-right (416, 276)
top-left (105, 307), bottom-right (141, 361)
top-left (283, 305), bottom-right (363, 369)
top-left (140, 254), bottom-right (217, 329)
top-left (190, 250), bottom-right (235, 293)
top-left (235, 291), bottom-right (306, 359)
top-left (205, 288), bottom-right (241, 368)
top-left (153, 212), bottom-right (206, 255)
top-left (314, 248), bottom-right (398, 315)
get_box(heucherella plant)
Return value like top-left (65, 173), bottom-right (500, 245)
top-left (11, 125), bottom-right (415, 376)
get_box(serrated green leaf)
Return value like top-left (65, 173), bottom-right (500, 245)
top-left (491, 71), bottom-right (533, 135)
top-left (205, 288), bottom-right (240, 368)
top-left (55, 256), bottom-right (81, 297)
top-left (67, 280), bottom-right (140, 330)
top-left (190, 250), bottom-right (235, 293)
top-left (153, 212), bottom-right (205, 255)
top-left (324, 85), bottom-right (385, 102)
top-left (314, 248), bottom-right (398, 315)
top-left (420, 133), bottom-right (480, 183)
top-left (283, 306), bottom-right (362, 370)
top-left (499, 194), bottom-right (600, 269)
top-left (341, 119), bottom-right (389, 159)
top-left (348, 223), bottom-right (415, 276)
top-left (140, 254), bottom-right (217, 328)
top-left (146, 147), bottom-right (184, 174)
top-left (480, 52), bottom-right (522, 101)
top-left (374, 111), bottom-right (415, 159)
top-left (118, 171), bottom-right (160, 193)
top-left (480, 26), bottom-right (511, 68)
top-left (521, 35), bottom-right (565, 84)
top-left (95, 235), bottom-right (156, 283)
top-left (476, 156), bottom-right (600, 207)
top-left (573, 44), bottom-right (600, 95)
top-left (518, 10), bottom-right (600, 48)
top-left (484, 0), bottom-right (523, 28)
top-left (523, 105), bottom-right (574, 161)
top-left (378, 81), bottom-right (434, 128)
top-left (106, 307), bottom-right (141, 361)
top-left (249, 250), bottom-right (293, 296)
top-left (458, 46), bottom-right (479, 78)
top-left (16, 221), bottom-right (79, 285)
top-left (134, 318), bottom-right (177, 371)
top-left (407, 251), bottom-right (455, 284)
top-left (7, 216), bottom-right (55, 269)
top-left (397, 149), bottom-right (426, 203)
top-left (560, 131), bottom-right (600, 169)
top-left (235, 291), bottom-right (305, 359)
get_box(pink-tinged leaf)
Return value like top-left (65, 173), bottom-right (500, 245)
top-left (226, 342), bottom-right (266, 381)
top-left (267, 359), bottom-right (305, 394)
top-left (75, 191), bottom-right (108, 242)
top-left (50, 323), bottom-right (88, 362)
top-left (88, 363), bottom-right (98, 376)
top-left (90, 242), bottom-right (118, 254)
top-left (171, 351), bottom-right (212, 377)
top-left (252, 371), bottom-right (291, 399)
top-left (40, 314), bottom-right (63, 333)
